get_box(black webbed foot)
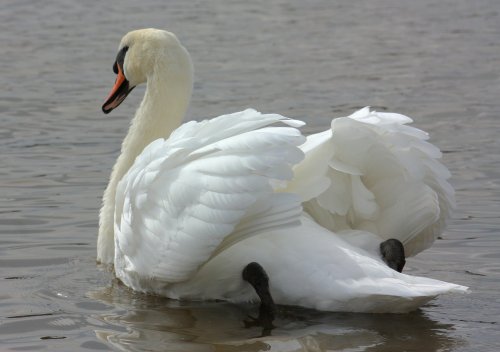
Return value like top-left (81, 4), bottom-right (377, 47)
top-left (380, 239), bottom-right (406, 272)
top-left (242, 262), bottom-right (276, 336)
top-left (243, 309), bottom-right (275, 337)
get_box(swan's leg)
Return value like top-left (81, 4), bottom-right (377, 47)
top-left (380, 239), bottom-right (406, 272)
top-left (242, 262), bottom-right (276, 335)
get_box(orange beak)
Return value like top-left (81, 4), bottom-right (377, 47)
top-left (102, 64), bottom-right (134, 114)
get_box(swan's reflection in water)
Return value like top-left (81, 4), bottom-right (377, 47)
top-left (89, 280), bottom-right (461, 352)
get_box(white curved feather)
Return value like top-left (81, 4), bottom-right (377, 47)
top-left (287, 107), bottom-right (454, 257)
top-left (113, 109), bottom-right (305, 287)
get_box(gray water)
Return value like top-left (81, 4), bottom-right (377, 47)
top-left (1, 0), bottom-right (499, 350)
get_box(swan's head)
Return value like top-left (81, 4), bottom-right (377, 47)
top-left (102, 28), bottom-right (192, 114)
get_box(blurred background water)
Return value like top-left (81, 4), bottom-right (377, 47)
top-left (1, 0), bottom-right (499, 351)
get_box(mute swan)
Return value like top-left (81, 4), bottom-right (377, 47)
top-left (98, 28), bottom-right (467, 315)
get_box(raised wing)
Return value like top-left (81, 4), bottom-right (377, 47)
top-left (113, 109), bottom-right (306, 284)
top-left (286, 107), bottom-right (454, 257)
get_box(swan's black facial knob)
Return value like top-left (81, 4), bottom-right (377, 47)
top-left (113, 46), bottom-right (128, 74)
top-left (102, 46), bottom-right (133, 114)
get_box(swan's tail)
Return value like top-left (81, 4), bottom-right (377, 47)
top-left (323, 275), bottom-right (469, 313)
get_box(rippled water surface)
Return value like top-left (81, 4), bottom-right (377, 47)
top-left (1, 0), bottom-right (499, 351)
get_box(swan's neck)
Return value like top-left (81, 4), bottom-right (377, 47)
top-left (121, 68), bottom-right (193, 170)
top-left (98, 52), bottom-right (193, 263)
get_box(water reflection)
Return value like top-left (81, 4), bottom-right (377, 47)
top-left (89, 280), bottom-right (462, 352)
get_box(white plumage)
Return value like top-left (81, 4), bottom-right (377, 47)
top-left (113, 110), bottom-right (306, 288)
top-left (98, 29), bottom-right (467, 314)
top-left (290, 107), bottom-right (454, 257)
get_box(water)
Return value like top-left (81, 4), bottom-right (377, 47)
top-left (1, 0), bottom-right (499, 350)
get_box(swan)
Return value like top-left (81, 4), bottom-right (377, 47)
top-left (98, 28), bottom-right (467, 315)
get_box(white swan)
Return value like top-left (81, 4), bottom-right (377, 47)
top-left (98, 28), bottom-right (467, 313)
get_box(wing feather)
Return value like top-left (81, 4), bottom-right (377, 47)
top-left (114, 110), bottom-right (305, 285)
top-left (287, 107), bottom-right (454, 257)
